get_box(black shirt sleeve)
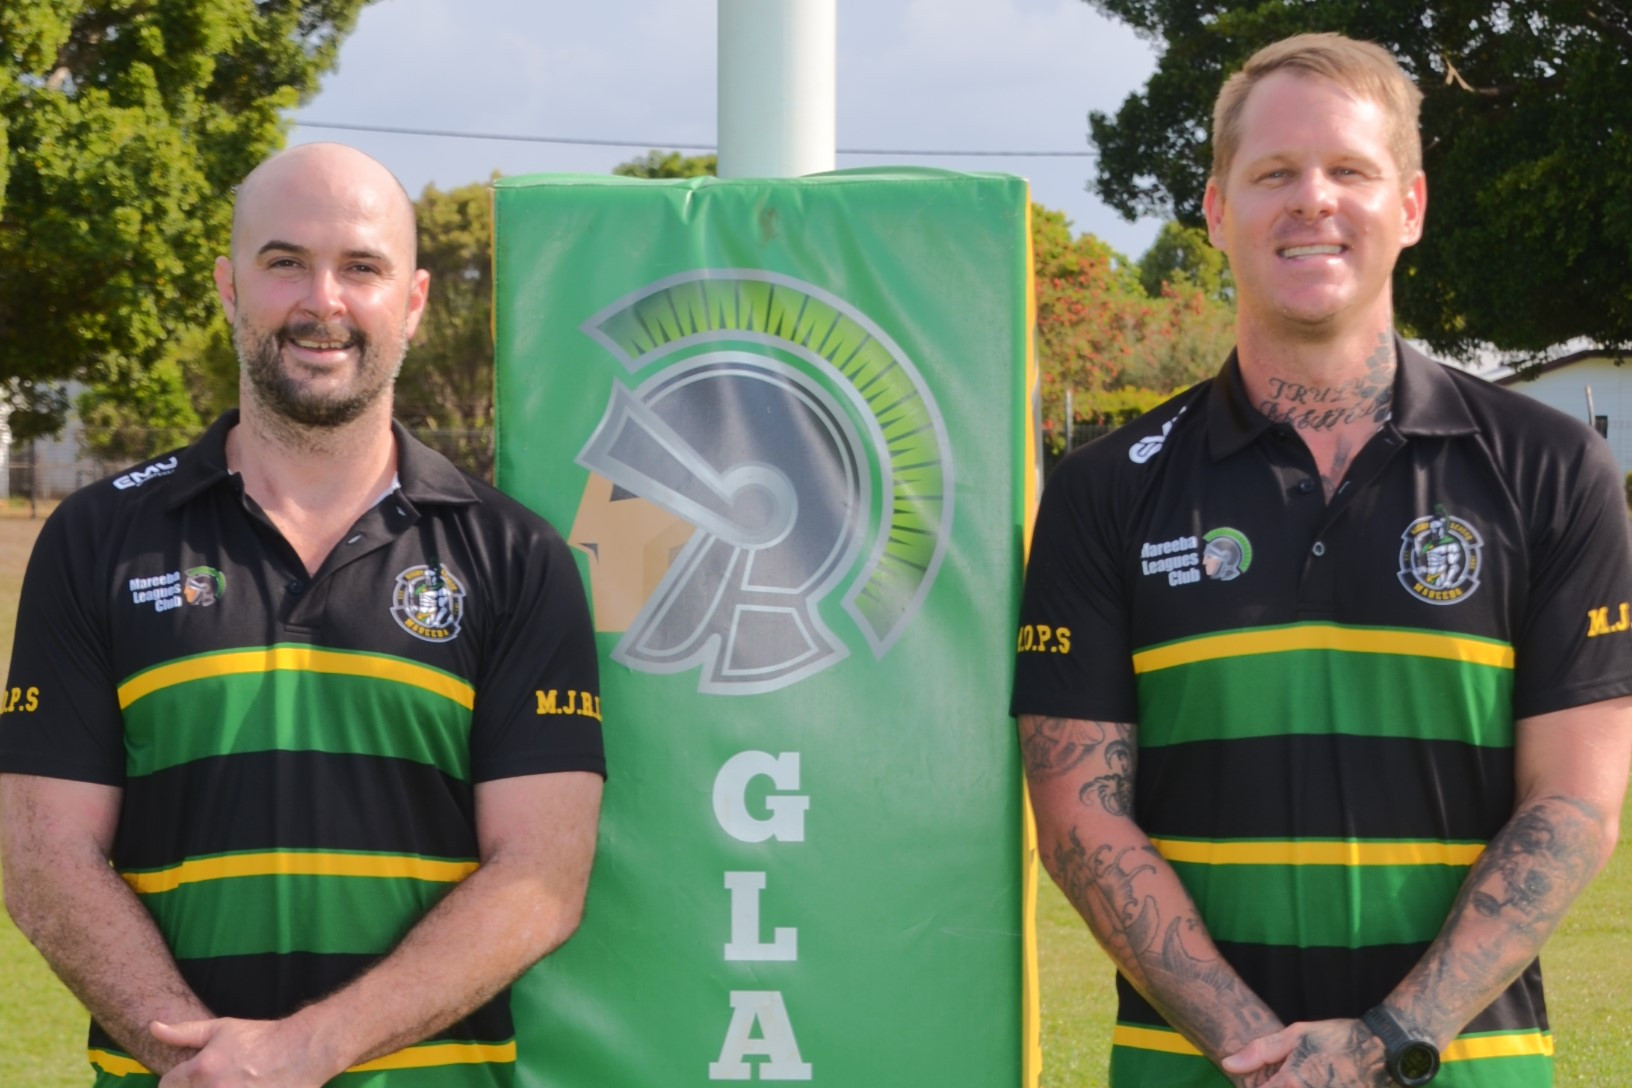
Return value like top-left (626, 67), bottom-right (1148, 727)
top-left (1510, 428), bottom-right (1632, 717)
top-left (0, 497), bottom-right (127, 784)
top-left (467, 519), bottom-right (605, 783)
top-left (1010, 445), bottom-right (1140, 724)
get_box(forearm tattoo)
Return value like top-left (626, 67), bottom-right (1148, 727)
top-left (1406, 796), bottom-right (1605, 1038)
top-left (1027, 716), bottom-right (1281, 1059)
top-left (1050, 827), bottom-right (1277, 1055)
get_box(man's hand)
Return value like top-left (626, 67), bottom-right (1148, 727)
top-left (1222, 1019), bottom-right (1389, 1088)
top-left (151, 1017), bottom-right (342, 1087)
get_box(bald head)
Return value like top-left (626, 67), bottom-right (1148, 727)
top-left (229, 143), bottom-right (418, 263)
top-left (212, 142), bottom-right (431, 435)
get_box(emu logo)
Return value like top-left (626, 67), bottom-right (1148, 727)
top-left (569, 270), bottom-right (954, 695)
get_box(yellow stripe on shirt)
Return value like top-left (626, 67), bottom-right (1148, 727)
top-left (122, 851), bottom-right (478, 894)
top-left (1150, 838), bottom-right (1486, 867)
top-left (1132, 624), bottom-right (1514, 675)
top-left (117, 646), bottom-right (475, 711)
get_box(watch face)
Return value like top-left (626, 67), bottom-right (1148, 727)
top-left (1395, 1041), bottom-right (1439, 1085)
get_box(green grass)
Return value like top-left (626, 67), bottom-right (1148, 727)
top-left (0, 512), bottom-right (1628, 1085)
top-left (1, 509), bottom-right (89, 1087)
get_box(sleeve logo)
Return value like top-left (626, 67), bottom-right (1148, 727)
top-left (1587, 603), bottom-right (1630, 638)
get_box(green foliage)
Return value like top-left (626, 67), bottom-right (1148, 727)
top-left (0, 0), bottom-right (371, 437)
top-left (77, 357), bottom-right (202, 463)
top-left (1625, 471), bottom-right (1632, 512)
top-left (170, 315), bottom-right (240, 423)
top-left (396, 180), bottom-right (497, 478)
top-left (1032, 204), bottom-right (1233, 454)
top-left (2, 380), bottom-right (70, 444)
top-left (1137, 220), bottom-right (1232, 302)
top-left (1082, 0), bottom-right (1632, 358)
top-left (612, 150), bottom-right (719, 178)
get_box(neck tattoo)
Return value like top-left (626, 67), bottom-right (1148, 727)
top-left (1258, 334), bottom-right (1396, 433)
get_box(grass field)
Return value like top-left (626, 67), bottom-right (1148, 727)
top-left (0, 508), bottom-right (1627, 1085)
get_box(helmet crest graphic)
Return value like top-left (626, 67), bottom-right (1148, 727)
top-left (575, 270), bottom-right (954, 695)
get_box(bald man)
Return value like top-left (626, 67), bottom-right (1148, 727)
top-left (0, 144), bottom-right (606, 1087)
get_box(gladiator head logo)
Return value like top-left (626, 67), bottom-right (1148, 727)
top-left (569, 270), bottom-right (954, 696)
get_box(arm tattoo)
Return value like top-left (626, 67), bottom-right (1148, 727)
top-left (1050, 829), bottom-right (1279, 1056)
top-left (1027, 717), bottom-right (1281, 1059)
top-left (1019, 716), bottom-right (1131, 785)
top-left (1078, 727), bottom-right (1135, 817)
top-left (1406, 796), bottom-right (1604, 1038)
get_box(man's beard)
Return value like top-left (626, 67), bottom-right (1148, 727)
top-left (237, 318), bottom-right (406, 428)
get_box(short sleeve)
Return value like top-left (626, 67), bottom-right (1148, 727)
top-left (468, 528), bottom-right (605, 782)
top-left (1511, 433), bottom-right (1632, 717)
top-left (0, 502), bottom-right (127, 784)
top-left (1009, 449), bottom-right (1140, 723)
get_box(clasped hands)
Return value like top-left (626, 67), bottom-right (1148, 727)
top-left (150, 1016), bottom-right (342, 1087)
top-left (1221, 1018), bottom-right (1392, 1088)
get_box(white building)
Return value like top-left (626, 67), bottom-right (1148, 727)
top-left (1494, 350), bottom-right (1631, 476)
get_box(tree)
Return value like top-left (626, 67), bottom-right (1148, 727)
top-left (396, 180), bottom-right (497, 478)
top-left (1083, 1), bottom-right (1632, 358)
top-left (0, 0), bottom-right (370, 436)
top-left (77, 356), bottom-right (202, 463)
top-left (1032, 204), bottom-right (1232, 456)
top-left (612, 150), bottom-right (718, 178)
top-left (1137, 220), bottom-right (1232, 303)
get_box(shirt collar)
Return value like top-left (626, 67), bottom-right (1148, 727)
top-left (1206, 333), bottom-right (1479, 461)
top-left (163, 410), bottom-right (480, 510)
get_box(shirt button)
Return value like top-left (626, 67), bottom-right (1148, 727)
top-left (1297, 479), bottom-right (1316, 494)
top-left (287, 580), bottom-right (306, 595)
top-left (1311, 542), bottom-right (1327, 557)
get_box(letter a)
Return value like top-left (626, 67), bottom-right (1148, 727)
top-left (707, 991), bottom-right (812, 1080)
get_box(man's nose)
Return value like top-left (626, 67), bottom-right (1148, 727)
top-left (1286, 170), bottom-right (1337, 219)
top-left (300, 266), bottom-right (345, 317)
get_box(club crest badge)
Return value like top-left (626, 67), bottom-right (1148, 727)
top-left (1202, 528), bottom-right (1252, 582)
top-left (1398, 506), bottom-right (1482, 605)
top-left (183, 566), bottom-right (225, 607)
top-left (391, 563), bottom-right (466, 642)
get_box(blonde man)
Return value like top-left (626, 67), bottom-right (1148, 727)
top-left (1014, 33), bottom-right (1632, 1088)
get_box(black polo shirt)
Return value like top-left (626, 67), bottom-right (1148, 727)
top-left (1012, 338), bottom-right (1632, 1086)
top-left (2, 410), bottom-right (603, 1085)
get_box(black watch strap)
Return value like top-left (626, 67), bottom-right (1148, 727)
top-left (1362, 1005), bottom-right (1440, 1086)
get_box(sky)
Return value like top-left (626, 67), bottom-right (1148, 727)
top-left (287, 0), bottom-right (1169, 259)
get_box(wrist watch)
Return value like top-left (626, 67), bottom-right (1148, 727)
top-left (1362, 1005), bottom-right (1440, 1086)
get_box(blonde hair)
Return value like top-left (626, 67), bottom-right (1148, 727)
top-left (1211, 33), bottom-right (1423, 184)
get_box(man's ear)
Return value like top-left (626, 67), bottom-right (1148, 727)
top-left (403, 268), bottom-right (430, 341)
top-left (1203, 177), bottom-right (1227, 250)
top-left (1400, 170), bottom-right (1428, 248)
top-left (213, 256), bottom-right (238, 322)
